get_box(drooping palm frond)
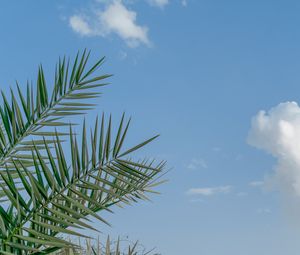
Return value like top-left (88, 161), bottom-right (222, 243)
top-left (0, 114), bottom-right (165, 254)
top-left (0, 50), bottom-right (110, 171)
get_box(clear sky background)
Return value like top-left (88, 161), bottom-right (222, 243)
top-left (2, 0), bottom-right (300, 254)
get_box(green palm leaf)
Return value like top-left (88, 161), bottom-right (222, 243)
top-left (0, 115), bottom-right (165, 253)
top-left (52, 236), bottom-right (158, 255)
top-left (0, 50), bottom-right (110, 171)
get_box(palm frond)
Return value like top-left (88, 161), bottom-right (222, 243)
top-left (0, 50), bottom-right (110, 170)
top-left (0, 115), bottom-right (165, 253)
top-left (53, 236), bottom-right (159, 255)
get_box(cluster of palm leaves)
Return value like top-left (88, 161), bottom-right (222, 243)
top-left (53, 236), bottom-right (160, 255)
top-left (0, 51), bottom-right (165, 254)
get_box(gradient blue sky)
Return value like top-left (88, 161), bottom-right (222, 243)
top-left (2, 0), bottom-right (300, 254)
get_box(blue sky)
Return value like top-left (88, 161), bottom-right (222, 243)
top-left (2, 0), bottom-right (300, 254)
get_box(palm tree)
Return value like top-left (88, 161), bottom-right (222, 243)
top-left (0, 50), bottom-right (165, 254)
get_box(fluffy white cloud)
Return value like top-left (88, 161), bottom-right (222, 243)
top-left (100, 1), bottom-right (150, 47)
top-left (69, 15), bottom-right (93, 36)
top-left (148, 0), bottom-right (169, 8)
top-left (69, 1), bottom-right (150, 47)
top-left (187, 185), bottom-right (232, 196)
top-left (248, 102), bottom-right (300, 198)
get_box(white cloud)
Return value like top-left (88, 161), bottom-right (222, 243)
top-left (248, 101), bottom-right (300, 199)
top-left (148, 0), bottom-right (169, 8)
top-left (69, 15), bottom-right (93, 36)
top-left (249, 181), bottom-right (264, 187)
top-left (187, 185), bottom-right (232, 196)
top-left (69, 1), bottom-right (150, 47)
top-left (187, 158), bottom-right (208, 170)
top-left (100, 1), bottom-right (150, 47)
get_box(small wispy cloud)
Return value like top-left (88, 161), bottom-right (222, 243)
top-left (181, 0), bottom-right (187, 7)
top-left (189, 198), bottom-right (205, 203)
top-left (187, 185), bottom-right (232, 196)
top-left (235, 154), bottom-right (244, 161)
top-left (69, 1), bottom-right (150, 47)
top-left (147, 0), bottom-right (169, 8)
top-left (212, 147), bottom-right (221, 152)
top-left (119, 50), bottom-right (128, 60)
top-left (256, 208), bottom-right (271, 214)
top-left (236, 192), bottom-right (248, 197)
top-left (187, 158), bottom-right (208, 170)
top-left (249, 181), bottom-right (264, 187)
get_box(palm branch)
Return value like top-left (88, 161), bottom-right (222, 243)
top-left (53, 236), bottom-right (159, 255)
top-left (0, 52), bottom-right (165, 254)
top-left (0, 116), bottom-right (164, 253)
top-left (0, 49), bottom-right (110, 171)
